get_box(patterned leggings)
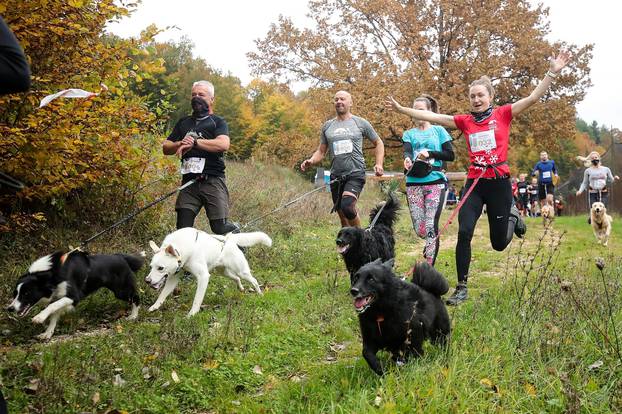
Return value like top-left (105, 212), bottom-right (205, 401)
top-left (406, 183), bottom-right (447, 265)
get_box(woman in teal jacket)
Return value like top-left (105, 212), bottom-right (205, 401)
top-left (402, 95), bottom-right (455, 265)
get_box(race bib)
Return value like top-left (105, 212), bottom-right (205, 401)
top-left (519, 188), bottom-right (526, 194)
top-left (592, 179), bottom-right (606, 191)
top-left (468, 130), bottom-right (496, 153)
top-left (333, 140), bottom-right (353, 156)
top-left (542, 171), bottom-right (551, 179)
top-left (181, 157), bottom-right (205, 174)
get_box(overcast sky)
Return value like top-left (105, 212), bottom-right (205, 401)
top-left (108, 0), bottom-right (621, 128)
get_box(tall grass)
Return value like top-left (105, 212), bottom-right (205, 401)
top-left (0, 162), bottom-right (620, 413)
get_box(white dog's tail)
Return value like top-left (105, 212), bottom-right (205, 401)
top-left (220, 232), bottom-right (272, 248)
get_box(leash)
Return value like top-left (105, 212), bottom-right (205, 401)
top-left (76, 178), bottom-right (198, 249)
top-left (240, 177), bottom-right (341, 230)
top-left (0, 172), bottom-right (25, 191)
top-left (431, 166), bottom-right (489, 244)
top-left (366, 197), bottom-right (389, 232)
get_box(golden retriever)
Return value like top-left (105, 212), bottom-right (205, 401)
top-left (590, 202), bottom-right (613, 246)
top-left (541, 204), bottom-right (555, 227)
top-left (541, 194), bottom-right (555, 227)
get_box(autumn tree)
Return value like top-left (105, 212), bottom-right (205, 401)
top-left (0, 0), bottom-right (170, 227)
top-left (244, 79), bottom-right (319, 166)
top-left (249, 0), bottom-right (593, 172)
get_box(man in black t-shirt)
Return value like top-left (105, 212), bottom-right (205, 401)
top-left (516, 173), bottom-right (529, 216)
top-left (163, 80), bottom-right (239, 234)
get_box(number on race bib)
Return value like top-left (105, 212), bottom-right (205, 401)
top-left (181, 157), bottom-right (206, 174)
top-left (542, 171), bottom-right (551, 179)
top-left (468, 130), bottom-right (496, 153)
top-left (333, 140), bottom-right (353, 156)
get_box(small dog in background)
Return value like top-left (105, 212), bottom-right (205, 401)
top-left (541, 194), bottom-right (555, 227)
top-left (7, 251), bottom-right (143, 340)
top-left (350, 259), bottom-right (450, 375)
top-left (590, 201), bottom-right (613, 246)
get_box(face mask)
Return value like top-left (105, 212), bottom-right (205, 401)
top-left (592, 159), bottom-right (600, 165)
top-left (191, 96), bottom-right (210, 118)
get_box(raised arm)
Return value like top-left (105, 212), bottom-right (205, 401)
top-left (385, 97), bottom-right (456, 129)
top-left (512, 50), bottom-right (571, 117)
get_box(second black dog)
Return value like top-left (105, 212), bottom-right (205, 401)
top-left (350, 259), bottom-right (450, 375)
top-left (336, 193), bottom-right (399, 278)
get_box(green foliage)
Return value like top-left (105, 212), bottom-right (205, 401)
top-left (0, 0), bottom-right (172, 229)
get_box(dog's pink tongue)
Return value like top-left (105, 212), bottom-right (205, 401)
top-left (354, 297), bottom-right (366, 309)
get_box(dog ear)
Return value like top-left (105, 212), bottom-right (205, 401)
top-left (149, 241), bottom-right (160, 253)
top-left (382, 258), bottom-right (395, 269)
top-left (370, 258), bottom-right (382, 266)
top-left (164, 245), bottom-right (178, 258)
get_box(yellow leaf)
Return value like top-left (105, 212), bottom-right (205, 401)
top-left (115, 324), bottom-right (123, 333)
top-left (202, 359), bottom-right (219, 370)
top-left (171, 370), bottom-right (180, 383)
top-left (0, 4), bottom-right (6, 13)
top-left (480, 378), bottom-right (500, 394)
top-left (480, 378), bottom-right (494, 388)
top-left (144, 354), bottom-right (158, 363)
top-left (525, 382), bottom-right (537, 396)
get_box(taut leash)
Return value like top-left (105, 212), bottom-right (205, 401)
top-left (240, 177), bottom-right (341, 230)
top-left (78, 178), bottom-right (198, 249)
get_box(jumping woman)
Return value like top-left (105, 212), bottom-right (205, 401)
top-left (387, 50), bottom-right (570, 305)
top-left (402, 95), bottom-right (455, 265)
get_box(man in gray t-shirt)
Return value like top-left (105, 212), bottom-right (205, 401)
top-left (301, 90), bottom-right (384, 227)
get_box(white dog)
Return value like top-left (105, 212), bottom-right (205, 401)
top-left (590, 202), bottom-right (613, 246)
top-left (146, 228), bottom-right (271, 317)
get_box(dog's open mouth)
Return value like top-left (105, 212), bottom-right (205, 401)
top-left (336, 243), bottom-right (350, 254)
top-left (353, 295), bottom-right (374, 314)
top-left (18, 304), bottom-right (33, 317)
top-left (150, 277), bottom-right (167, 291)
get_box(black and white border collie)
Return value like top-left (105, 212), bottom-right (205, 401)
top-left (7, 250), bottom-right (143, 340)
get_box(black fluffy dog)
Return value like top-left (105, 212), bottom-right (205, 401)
top-left (336, 193), bottom-right (399, 278)
top-left (7, 250), bottom-right (143, 339)
top-left (350, 259), bottom-right (450, 375)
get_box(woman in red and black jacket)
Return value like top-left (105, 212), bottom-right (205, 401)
top-left (386, 50), bottom-right (570, 305)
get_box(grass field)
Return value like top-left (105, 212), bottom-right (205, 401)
top-left (1, 163), bottom-right (621, 413)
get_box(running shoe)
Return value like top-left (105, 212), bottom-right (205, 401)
top-left (511, 204), bottom-right (526, 238)
top-left (446, 282), bottom-right (468, 306)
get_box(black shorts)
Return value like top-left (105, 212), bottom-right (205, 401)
top-left (175, 175), bottom-right (230, 220)
top-left (330, 173), bottom-right (366, 205)
top-left (538, 183), bottom-right (554, 200)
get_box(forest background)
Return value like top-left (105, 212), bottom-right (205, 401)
top-left (1, 0), bottom-right (619, 231)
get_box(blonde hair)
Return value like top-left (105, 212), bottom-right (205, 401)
top-left (469, 76), bottom-right (494, 97)
top-left (576, 151), bottom-right (601, 167)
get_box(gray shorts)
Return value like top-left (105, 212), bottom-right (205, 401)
top-left (175, 176), bottom-right (230, 220)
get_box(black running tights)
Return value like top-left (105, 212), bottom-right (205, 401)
top-left (456, 178), bottom-right (515, 283)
